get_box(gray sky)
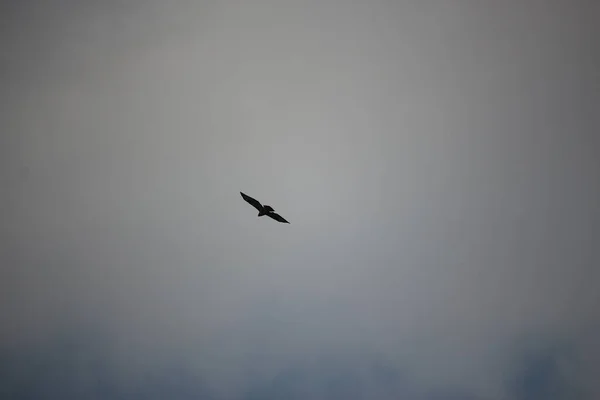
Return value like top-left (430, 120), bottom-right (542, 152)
top-left (1, 1), bottom-right (599, 399)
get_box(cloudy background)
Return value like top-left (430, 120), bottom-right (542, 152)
top-left (1, 1), bottom-right (599, 399)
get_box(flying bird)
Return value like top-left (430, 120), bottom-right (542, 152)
top-left (240, 192), bottom-right (290, 224)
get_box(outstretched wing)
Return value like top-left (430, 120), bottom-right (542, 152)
top-left (267, 212), bottom-right (290, 224)
top-left (240, 192), bottom-right (263, 212)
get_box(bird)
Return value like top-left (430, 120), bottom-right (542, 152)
top-left (240, 192), bottom-right (290, 224)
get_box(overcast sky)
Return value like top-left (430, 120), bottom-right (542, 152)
top-left (1, 1), bottom-right (599, 399)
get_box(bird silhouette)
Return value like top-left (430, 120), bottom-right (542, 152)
top-left (240, 192), bottom-right (290, 224)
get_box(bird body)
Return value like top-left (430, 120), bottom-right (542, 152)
top-left (259, 205), bottom-right (274, 216)
top-left (240, 192), bottom-right (290, 223)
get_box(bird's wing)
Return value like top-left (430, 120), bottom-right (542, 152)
top-left (240, 192), bottom-right (263, 211)
top-left (267, 212), bottom-right (290, 224)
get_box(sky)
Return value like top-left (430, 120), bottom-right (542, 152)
top-left (1, 1), bottom-right (599, 399)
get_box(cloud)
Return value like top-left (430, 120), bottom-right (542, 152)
top-left (1, 1), bottom-right (599, 399)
